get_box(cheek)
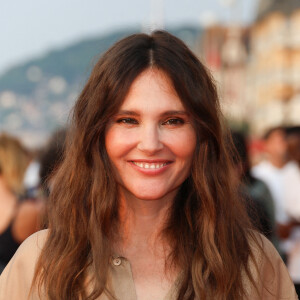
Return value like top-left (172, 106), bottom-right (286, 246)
top-left (105, 128), bottom-right (122, 162)
top-left (104, 129), bottom-right (126, 182)
top-left (105, 129), bottom-right (115, 159)
top-left (167, 130), bottom-right (196, 159)
top-left (105, 127), bottom-right (136, 160)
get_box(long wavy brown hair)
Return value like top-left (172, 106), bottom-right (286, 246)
top-left (33, 31), bottom-right (262, 299)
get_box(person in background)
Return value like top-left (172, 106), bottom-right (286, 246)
top-left (231, 131), bottom-right (278, 249)
top-left (251, 126), bottom-right (300, 295)
top-left (23, 159), bottom-right (41, 200)
top-left (251, 127), bottom-right (296, 242)
top-left (39, 128), bottom-right (66, 199)
top-left (281, 126), bottom-right (300, 221)
top-left (283, 126), bottom-right (300, 295)
top-left (34, 128), bottom-right (67, 228)
top-left (0, 133), bottom-right (42, 273)
top-left (286, 126), bottom-right (300, 168)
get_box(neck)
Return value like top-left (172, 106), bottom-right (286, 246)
top-left (268, 155), bottom-right (287, 168)
top-left (116, 189), bottom-right (176, 253)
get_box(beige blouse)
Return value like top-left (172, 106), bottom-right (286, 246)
top-left (0, 230), bottom-right (298, 300)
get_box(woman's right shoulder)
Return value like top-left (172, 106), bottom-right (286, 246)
top-left (0, 229), bottom-right (49, 300)
top-left (12, 229), bottom-right (49, 262)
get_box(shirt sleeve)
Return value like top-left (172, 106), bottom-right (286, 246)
top-left (0, 230), bottom-right (48, 300)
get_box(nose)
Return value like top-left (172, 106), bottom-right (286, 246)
top-left (137, 124), bottom-right (163, 155)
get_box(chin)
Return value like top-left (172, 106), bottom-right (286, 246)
top-left (119, 183), bottom-right (180, 202)
top-left (130, 190), bottom-right (167, 201)
top-left (121, 185), bottom-right (171, 201)
top-left (134, 194), bottom-right (166, 201)
top-left (129, 185), bottom-right (179, 202)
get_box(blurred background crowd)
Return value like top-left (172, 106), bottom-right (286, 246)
top-left (1, 0), bottom-right (300, 295)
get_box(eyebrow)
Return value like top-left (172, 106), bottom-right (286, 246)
top-left (116, 110), bottom-right (189, 116)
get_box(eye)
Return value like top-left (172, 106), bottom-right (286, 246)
top-left (162, 118), bottom-right (185, 126)
top-left (116, 117), bottom-right (139, 125)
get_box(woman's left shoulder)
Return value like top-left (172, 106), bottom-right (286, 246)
top-left (246, 233), bottom-right (298, 299)
top-left (250, 232), bottom-right (279, 258)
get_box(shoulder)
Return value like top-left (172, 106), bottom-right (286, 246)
top-left (283, 162), bottom-right (300, 178)
top-left (14, 228), bottom-right (48, 256)
top-left (285, 161), bottom-right (300, 171)
top-left (0, 229), bottom-right (49, 300)
top-left (251, 161), bottom-right (272, 176)
top-left (246, 233), bottom-right (297, 299)
top-left (249, 233), bottom-right (289, 274)
top-left (7, 229), bottom-right (48, 272)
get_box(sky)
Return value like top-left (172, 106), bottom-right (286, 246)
top-left (0, 0), bottom-right (259, 75)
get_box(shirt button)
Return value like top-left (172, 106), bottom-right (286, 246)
top-left (112, 257), bottom-right (122, 266)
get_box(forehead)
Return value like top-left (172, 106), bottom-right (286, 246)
top-left (119, 68), bottom-right (185, 111)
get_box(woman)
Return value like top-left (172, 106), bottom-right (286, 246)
top-left (0, 133), bottom-right (41, 273)
top-left (0, 31), bottom-right (296, 299)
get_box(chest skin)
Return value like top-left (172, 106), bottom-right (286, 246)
top-left (111, 242), bottom-right (179, 300)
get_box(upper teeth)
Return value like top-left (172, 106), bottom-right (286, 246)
top-left (132, 162), bottom-right (167, 169)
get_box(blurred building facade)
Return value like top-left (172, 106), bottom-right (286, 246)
top-left (199, 25), bottom-right (249, 127)
top-left (198, 0), bottom-right (300, 135)
top-left (249, 0), bottom-right (300, 134)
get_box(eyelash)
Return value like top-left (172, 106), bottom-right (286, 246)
top-left (162, 118), bottom-right (185, 125)
top-left (116, 117), bottom-right (185, 126)
top-left (116, 118), bottom-right (138, 124)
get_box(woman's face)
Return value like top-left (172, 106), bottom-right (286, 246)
top-left (105, 68), bottom-right (196, 202)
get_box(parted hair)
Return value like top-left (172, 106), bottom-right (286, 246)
top-left (33, 30), bottom-right (261, 299)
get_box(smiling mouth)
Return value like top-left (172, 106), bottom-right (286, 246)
top-left (131, 161), bottom-right (169, 169)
